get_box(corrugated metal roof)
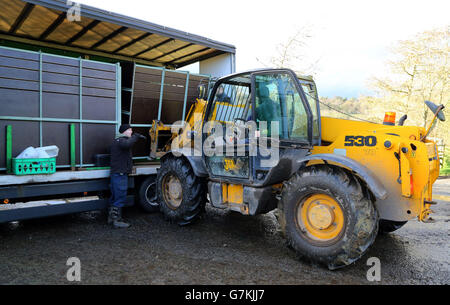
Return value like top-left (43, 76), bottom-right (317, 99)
top-left (0, 0), bottom-right (235, 68)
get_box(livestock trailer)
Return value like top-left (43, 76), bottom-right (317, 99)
top-left (0, 0), bottom-right (235, 223)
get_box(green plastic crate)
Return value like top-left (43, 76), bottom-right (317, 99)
top-left (12, 158), bottom-right (56, 175)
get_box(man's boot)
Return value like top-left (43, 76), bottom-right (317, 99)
top-left (108, 206), bottom-right (130, 229)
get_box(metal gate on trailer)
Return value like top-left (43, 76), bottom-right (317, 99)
top-left (0, 46), bottom-right (121, 171)
top-left (123, 64), bottom-right (212, 159)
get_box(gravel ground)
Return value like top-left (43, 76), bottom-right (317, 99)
top-left (0, 179), bottom-right (448, 285)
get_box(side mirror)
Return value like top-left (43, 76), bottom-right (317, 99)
top-left (425, 101), bottom-right (446, 122)
top-left (398, 114), bottom-right (408, 126)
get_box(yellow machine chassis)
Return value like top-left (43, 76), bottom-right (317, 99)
top-left (150, 95), bottom-right (440, 223)
top-left (312, 117), bottom-right (440, 222)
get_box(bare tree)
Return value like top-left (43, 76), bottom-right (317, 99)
top-left (369, 27), bottom-right (449, 144)
top-left (256, 26), bottom-right (320, 76)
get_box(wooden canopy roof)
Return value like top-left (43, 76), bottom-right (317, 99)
top-left (0, 0), bottom-right (236, 68)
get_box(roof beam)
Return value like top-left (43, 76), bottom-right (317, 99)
top-left (0, 33), bottom-right (164, 68)
top-left (133, 38), bottom-right (174, 57)
top-left (9, 3), bottom-right (35, 34)
top-left (91, 26), bottom-right (127, 49)
top-left (113, 32), bottom-right (152, 53)
top-left (39, 12), bottom-right (66, 40)
top-left (166, 47), bottom-right (210, 65)
top-left (150, 43), bottom-right (194, 61)
top-left (65, 20), bottom-right (101, 45)
top-left (174, 50), bottom-right (226, 68)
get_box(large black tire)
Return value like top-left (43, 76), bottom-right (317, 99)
top-left (137, 176), bottom-right (159, 213)
top-left (379, 219), bottom-right (407, 234)
top-left (157, 156), bottom-right (207, 226)
top-left (278, 164), bottom-right (379, 270)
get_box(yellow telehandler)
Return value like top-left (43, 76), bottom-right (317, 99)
top-left (148, 68), bottom-right (444, 269)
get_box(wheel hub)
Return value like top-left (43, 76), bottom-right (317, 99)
top-left (162, 174), bottom-right (183, 209)
top-left (168, 178), bottom-right (182, 199)
top-left (145, 182), bottom-right (157, 204)
top-left (297, 193), bottom-right (345, 244)
top-left (308, 204), bottom-right (334, 230)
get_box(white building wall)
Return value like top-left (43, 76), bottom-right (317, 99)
top-left (199, 53), bottom-right (235, 78)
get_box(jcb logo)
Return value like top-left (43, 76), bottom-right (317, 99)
top-left (224, 159), bottom-right (236, 171)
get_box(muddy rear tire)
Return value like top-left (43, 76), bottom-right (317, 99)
top-left (137, 176), bottom-right (159, 213)
top-left (278, 164), bottom-right (379, 270)
top-left (157, 156), bottom-right (206, 226)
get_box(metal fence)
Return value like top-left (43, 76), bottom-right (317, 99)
top-left (0, 46), bottom-right (120, 170)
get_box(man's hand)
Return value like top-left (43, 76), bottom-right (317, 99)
top-left (133, 132), bottom-right (147, 140)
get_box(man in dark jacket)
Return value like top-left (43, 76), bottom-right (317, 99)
top-left (108, 124), bottom-right (144, 228)
top-left (216, 85), bottom-right (231, 103)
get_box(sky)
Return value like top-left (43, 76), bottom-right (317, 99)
top-left (76, 0), bottom-right (448, 98)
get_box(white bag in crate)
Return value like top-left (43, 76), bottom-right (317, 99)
top-left (36, 146), bottom-right (59, 158)
top-left (16, 146), bottom-right (59, 159)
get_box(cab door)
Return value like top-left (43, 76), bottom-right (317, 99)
top-left (202, 73), bottom-right (253, 184)
top-left (202, 69), bottom-right (313, 186)
top-left (251, 70), bottom-right (313, 186)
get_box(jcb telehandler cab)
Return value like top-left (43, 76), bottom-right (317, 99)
top-left (149, 68), bottom-right (443, 269)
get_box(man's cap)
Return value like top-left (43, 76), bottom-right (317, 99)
top-left (119, 124), bottom-right (131, 133)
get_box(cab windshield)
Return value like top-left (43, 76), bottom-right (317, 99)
top-left (254, 73), bottom-right (309, 142)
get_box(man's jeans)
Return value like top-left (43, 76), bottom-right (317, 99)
top-left (110, 173), bottom-right (128, 208)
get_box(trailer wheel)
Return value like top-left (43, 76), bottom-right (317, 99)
top-left (157, 156), bottom-right (206, 226)
top-left (278, 164), bottom-right (379, 270)
top-left (137, 176), bottom-right (159, 213)
top-left (379, 219), bottom-right (407, 234)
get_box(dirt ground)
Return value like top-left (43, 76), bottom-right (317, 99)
top-left (0, 179), bottom-right (448, 285)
